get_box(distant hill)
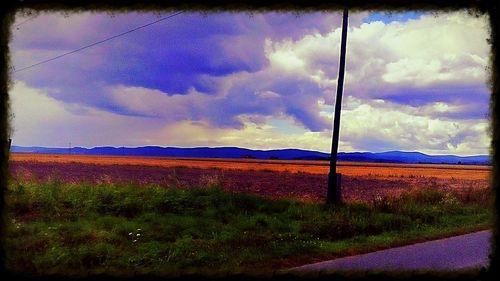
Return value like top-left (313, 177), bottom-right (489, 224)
top-left (338, 151), bottom-right (489, 165)
top-left (10, 145), bottom-right (490, 165)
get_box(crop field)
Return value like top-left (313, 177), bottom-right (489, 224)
top-left (10, 153), bottom-right (491, 180)
top-left (5, 153), bottom-right (493, 276)
top-left (9, 153), bottom-right (491, 202)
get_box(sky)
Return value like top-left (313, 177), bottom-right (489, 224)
top-left (8, 10), bottom-right (491, 156)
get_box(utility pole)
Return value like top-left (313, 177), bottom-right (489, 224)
top-left (327, 9), bottom-right (349, 204)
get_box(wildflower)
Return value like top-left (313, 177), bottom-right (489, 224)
top-left (133, 239), bottom-right (137, 243)
top-left (137, 228), bottom-right (141, 231)
top-left (128, 232), bottom-right (133, 236)
top-left (136, 233), bottom-right (141, 237)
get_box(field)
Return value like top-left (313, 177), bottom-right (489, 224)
top-left (5, 153), bottom-right (493, 276)
top-left (11, 153), bottom-right (491, 179)
top-left (9, 153), bottom-right (492, 202)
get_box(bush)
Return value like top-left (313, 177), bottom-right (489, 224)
top-left (400, 187), bottom-right (445, 205)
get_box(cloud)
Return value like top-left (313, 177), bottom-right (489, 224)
top-left (106, 85), bottom-right (211, 120)
top-left (153, 117), bottom-right (333, 152)
top-left (255, 90), bottom-right (280, 99)
top-left (9, 11), bottom-right (491, 155)
top-left (10, 81), bottom-right (489, 155)
top-left (216, 11), bottom-right (489, 131)
top-left (9, 81), bottom-right (166, 147)
top-left (10, 11), bottom-right (347, 99)
top-left (9, 80), bottom-right (331, 151)
top-left (336, 96), bottom-right (490, 155)
top-left (260, 11), bottom-right (489, 100)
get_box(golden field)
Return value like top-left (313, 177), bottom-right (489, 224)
top-left (10, 153), bottom-right (491, 181)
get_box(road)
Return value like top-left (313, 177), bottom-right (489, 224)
top-left (290, 230), bottom-right (491, 272)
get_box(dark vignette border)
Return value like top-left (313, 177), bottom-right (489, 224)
top-left (0, 0), bottom-right (497, 280)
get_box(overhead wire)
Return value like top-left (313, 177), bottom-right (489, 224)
top-left (13, 11), bottom-right (184, 73)
top-left (15, 14), bottom-right (38, 29)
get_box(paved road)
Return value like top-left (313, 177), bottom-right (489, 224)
top-left (290, 230), bottom-right (491, 272)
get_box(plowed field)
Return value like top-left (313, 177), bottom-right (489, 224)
top-left (9, 153), bottom-right (491, 202)
top-left (10, 153), bottom-right (491, 180)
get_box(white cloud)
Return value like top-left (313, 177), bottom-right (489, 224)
top-left (355, 12), bottom-right (489, 88)
top-left (259, 11), bottom-right (489, 100)
top-left (9, 11), bottom-right (491, 156)
top-left (254, 90), bottom-right (280, 99)
top-left (265, 38), bottom-right (307, 75)
top-left (337, 96), bottom-right (490, 155)
top-left (9, 81), bottom-right (165, 147)
top-left (154, 117), bottom-right (333, 152)
top-left (9, 81), bottom-right (329, 150)
top-left (106, 85), bottom-right (212, 120)
top-left (9, 80), bottom-right (489, 155)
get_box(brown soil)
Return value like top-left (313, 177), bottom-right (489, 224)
top-left (9, 157), bottom-right (490, 203)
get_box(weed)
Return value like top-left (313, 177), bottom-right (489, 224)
top-left (199, 173), bottom-right (224, 188)
top-left (4, 179), bottom-right (491, 276)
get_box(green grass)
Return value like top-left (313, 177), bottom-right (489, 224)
top-left (4, 178), bottom-right (492, 276)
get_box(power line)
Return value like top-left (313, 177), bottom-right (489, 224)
top-left (15, 14), bottom-right (38, 29)
top-left (13, 11), bottom-right (184, 73)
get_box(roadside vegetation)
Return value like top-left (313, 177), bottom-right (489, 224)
top-left (4, 177), bottom-right (492, 276)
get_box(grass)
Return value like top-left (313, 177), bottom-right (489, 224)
top-left (4, 178), bottom-right (492, 277)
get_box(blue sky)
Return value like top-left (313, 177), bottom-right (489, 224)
top-left (362, 11), bottom-right (429, 23)
top-left (8, 11), bottom-right (491, 155)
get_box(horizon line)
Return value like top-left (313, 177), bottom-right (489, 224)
top-left (10, 144), bottom-right (490, 158)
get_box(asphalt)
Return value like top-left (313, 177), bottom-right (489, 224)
top-left (290, 230), bottom-right (491, 272)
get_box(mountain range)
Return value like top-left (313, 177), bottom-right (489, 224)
top-left (10, 145), bottom-right (490, 165)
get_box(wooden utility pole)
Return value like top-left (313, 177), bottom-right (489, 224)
top-left (327, 9), bottom-right (348, 204)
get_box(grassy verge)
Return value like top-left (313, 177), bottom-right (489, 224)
top-left (4, 178), bottom-right (492, 276)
